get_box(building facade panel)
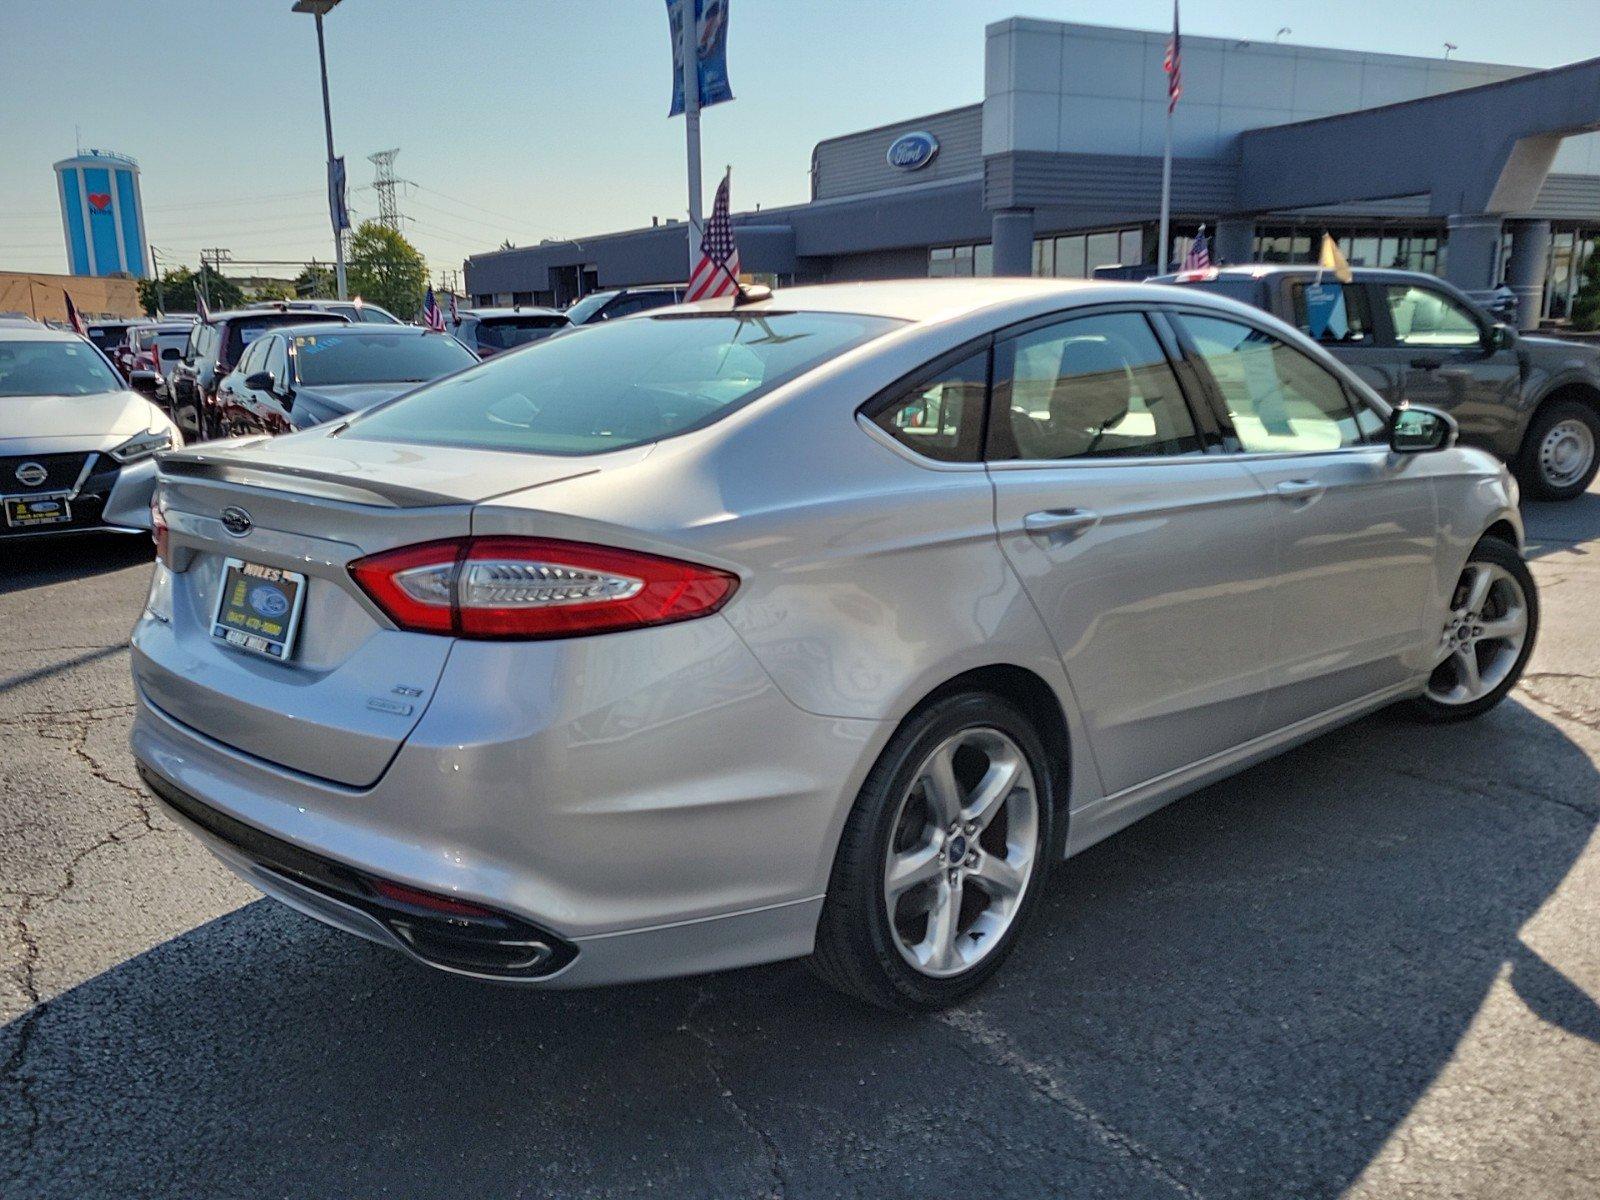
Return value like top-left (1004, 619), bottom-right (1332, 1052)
top-left (812, 106), bottom-right (982, 200)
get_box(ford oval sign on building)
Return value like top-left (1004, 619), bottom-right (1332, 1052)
top-left (886, 131), bottom-right (939, 172)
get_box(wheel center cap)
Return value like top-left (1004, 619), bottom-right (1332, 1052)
top-left (945, 834), bottom-right (969, 865)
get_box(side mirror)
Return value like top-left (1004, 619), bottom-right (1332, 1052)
top-left (1483, 322), bottom-right (1517, 353)
top-left (129, 370), bottom-right (162, 399)
top-left (244, 371), bottom-right (275, 393)
top-left (1389, 404), bottom-right (1457, 454)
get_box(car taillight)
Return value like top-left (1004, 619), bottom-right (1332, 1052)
top-left (151, 494), bottom-right (169, 564)
top-left (348, 536), bottom-right (739, 640)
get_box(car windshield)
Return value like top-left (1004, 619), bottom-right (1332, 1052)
top-left (474, 316), bottom-right (569, 351)
top-left (345, 310), bottom-right (904, 455)
top-left (0, 339), bottom-right (123, 397)
top-left (564, 293), bottom-right (616, 324)
top-left (292, 331), bottom-right (477, 385)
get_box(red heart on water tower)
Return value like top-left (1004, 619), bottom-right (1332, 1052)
top-left (87, 193), bottom-right (111, 212)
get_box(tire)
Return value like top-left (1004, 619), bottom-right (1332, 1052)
top-left (1515, 398), bottom-right (1600, 501)
top-left (1404, 536), bottom-right (1538, 723)
top-left (809, 692), bottom-right (1057, 1012)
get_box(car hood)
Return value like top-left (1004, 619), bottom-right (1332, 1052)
top-left (1519, 334), bottom-right (1600, 369)
top-left (295, 382), bottom-right (418, 416)
top-left (0, 391), bottom-right (168, 454)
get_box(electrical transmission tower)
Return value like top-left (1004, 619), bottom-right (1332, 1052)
top-left (368, 148), bottom-right (408, 232)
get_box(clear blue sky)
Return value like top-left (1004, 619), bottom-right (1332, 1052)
top-left (2, 0), bottom-right (1597, 281)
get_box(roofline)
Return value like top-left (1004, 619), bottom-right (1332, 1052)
top-left (1244, 54), bottom-right (1600, 137)
top-left (809, 102), bottom-right (981, 157)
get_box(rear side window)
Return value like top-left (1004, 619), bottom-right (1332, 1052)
top-left (1290, 282), bottom-right (1373, 345)
top-left (346, 310), bottom-right (903, 456)
top-left (869, 349), bottom-right (988, 463)
top-left (990, 311), bottom-right (1202, 460)
top-left (1176, 313), bottom-right (1362, 453)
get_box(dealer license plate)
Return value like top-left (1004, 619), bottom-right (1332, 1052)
top-left (210, 558), bottom-right (308, 662)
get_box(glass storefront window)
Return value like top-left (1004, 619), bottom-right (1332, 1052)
top-left (1119, 228), bottom-right (1143, 268)
top-left (1032, 239), bottom-right (1054, 277)
top-left (1348, 236), bottom-right (1380, 268)
top-left (1085, 231), bottom-right (1120, 273)
top-left (1055, 235), bottom-right (1087, 278)
top-left (974, 243), bottom-right (993, 277)
top-left (929, 247), bottom-right (954, 278)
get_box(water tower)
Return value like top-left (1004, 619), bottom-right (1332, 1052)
top-left (53, 148), bottom-right (149, 278)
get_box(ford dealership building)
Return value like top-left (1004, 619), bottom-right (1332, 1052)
top-left (465, 19), bottom-right (1600, 329)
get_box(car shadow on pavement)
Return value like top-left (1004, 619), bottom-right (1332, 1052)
top-left (1523, 491), bottom-right (1600, 560)
top-left (1, 696), bottom-right (1595, 1200)
top-left (0, 534), bottom-right (151, 595)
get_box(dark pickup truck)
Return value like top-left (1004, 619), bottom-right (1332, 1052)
top-left (1153, 265), bottom-right (1600, 500)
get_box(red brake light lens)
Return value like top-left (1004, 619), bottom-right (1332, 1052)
top-left (151, 494), bottom-right (169, 565)
top-left (348, 536), bottom-right (739, 640)
top-left (364, 875), bottom-right (496, 918)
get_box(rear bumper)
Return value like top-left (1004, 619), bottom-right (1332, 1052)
top-left (129, 617), bottom-right (886, 987)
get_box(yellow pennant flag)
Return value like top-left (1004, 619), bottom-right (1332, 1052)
top-left (1319, 232), bottom-right (1353, 283)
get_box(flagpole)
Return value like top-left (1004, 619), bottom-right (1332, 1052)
top-left (1158, 105), bottom-right (1173, 273)
top-left (680, 0), bottom-right (704, 280)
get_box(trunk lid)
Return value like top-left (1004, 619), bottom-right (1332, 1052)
top-left (133, 434), bottom-right (649, 787)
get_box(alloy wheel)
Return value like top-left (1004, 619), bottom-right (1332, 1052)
top-left (1538, 417), bottom-right (1596, 491)
top-left (882, 727), bottom-right (1039, 978)
top-left (1425, 561), bottom-right (1530, 706)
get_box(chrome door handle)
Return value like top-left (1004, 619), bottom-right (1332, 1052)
top-left (1023, 508), bottom-right (1100, 539)
top-left (1274, 479), bottom-right (1325, 502)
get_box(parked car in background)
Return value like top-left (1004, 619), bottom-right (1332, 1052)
top-left (214, 324), bottom-right (478, 435)
top-left (564, 285), bottom-right (686, 326)
top-left (1, 325), bottom-right (179, 539)
top-left (168, 309), bottom-right (348, 441)
top-left (1152, 265), bottom-right (1600, 500)
top-left (449, 306), bottom-right (570, 358)
top-left (83, 318), bottom-right (140, 363)
top-left (118, 319), bottom-right (195, 399)
top-left (132, 279), bottom-right (1533, 1011)
top-left (247, 298), bottom-right (402, 325)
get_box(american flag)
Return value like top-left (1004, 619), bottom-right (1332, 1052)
top-left (422, 285), bottom-right (446, 332)
top-left (1182, 225), bottom-right (1210, 271)
top-left (1163, 0), bottom-right (1182, 114)
top-left (686, 170), bottom-right (742, 302)
top-left (62, 290), bottom-right (87, 337)
top-left (195, 289), bottom-right (210, 324)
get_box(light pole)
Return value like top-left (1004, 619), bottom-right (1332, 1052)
top-left (293, 0), bottom-right (348, 300)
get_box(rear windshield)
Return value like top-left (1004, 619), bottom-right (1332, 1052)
top-left (344, 310), bottom-right (904, 456)
top-left (292, 331), bottom-right (476, 385)
top-left (0, 339), bottom-right (123, 397)
top-left (474, 316), bottom-right (569, 351)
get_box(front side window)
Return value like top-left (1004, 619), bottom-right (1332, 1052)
top-left (869, 349), bottom-right (987, 463)
top-left (1176, 313), bottom-right (1361, 453)
top-left (0, 339), bottom-right (124, 397)
top-left (345, 310), bottom-right (904, 456)
top-left (1290, 282), bottom-right (1373, 345)
top-left (992, 311), bottom-right (1201, 461)
top-left (1384, 285), bottom-right (1482, 347)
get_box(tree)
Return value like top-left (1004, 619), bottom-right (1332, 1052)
top-left (1568, 240), bottom-right (1600, 331)
top-left (347, 221), bottom-right (428, 321)
top-left (137, 265), bottom-right (243, 316)
top-left (294, 261), bottom-right (337, 299)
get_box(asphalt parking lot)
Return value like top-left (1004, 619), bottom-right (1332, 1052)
top-left (1, 491), bottom-right (1597, 1200)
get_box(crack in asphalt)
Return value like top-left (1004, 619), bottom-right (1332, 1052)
top-left (1336, 749), bottom-right (1599, 824)
top-left (935, 1007), bottom-right (1204, 1199)
top-left (0, 707), bottom-right (166, 1167)
top-left (1520, 672), bottom-right (1600, 735)
top-left (678, 986), bottom-right (789, 1199)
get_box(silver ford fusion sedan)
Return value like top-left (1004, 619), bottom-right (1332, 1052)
top-left (2, 326), bottom-right (180, 539)
top-left (130, 279), bottom-right (1536, 1010)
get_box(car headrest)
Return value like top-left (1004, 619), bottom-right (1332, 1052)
top-left (1051, 335), bottom-right (1134, 430)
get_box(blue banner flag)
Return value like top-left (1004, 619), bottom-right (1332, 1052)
top-left (667, 0), bottom-right (733, 116)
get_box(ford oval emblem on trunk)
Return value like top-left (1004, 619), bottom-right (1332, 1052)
top-left (220, 506), bottom-right (253, 537)
top-left (886, 131), bottom-right (939, 171)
